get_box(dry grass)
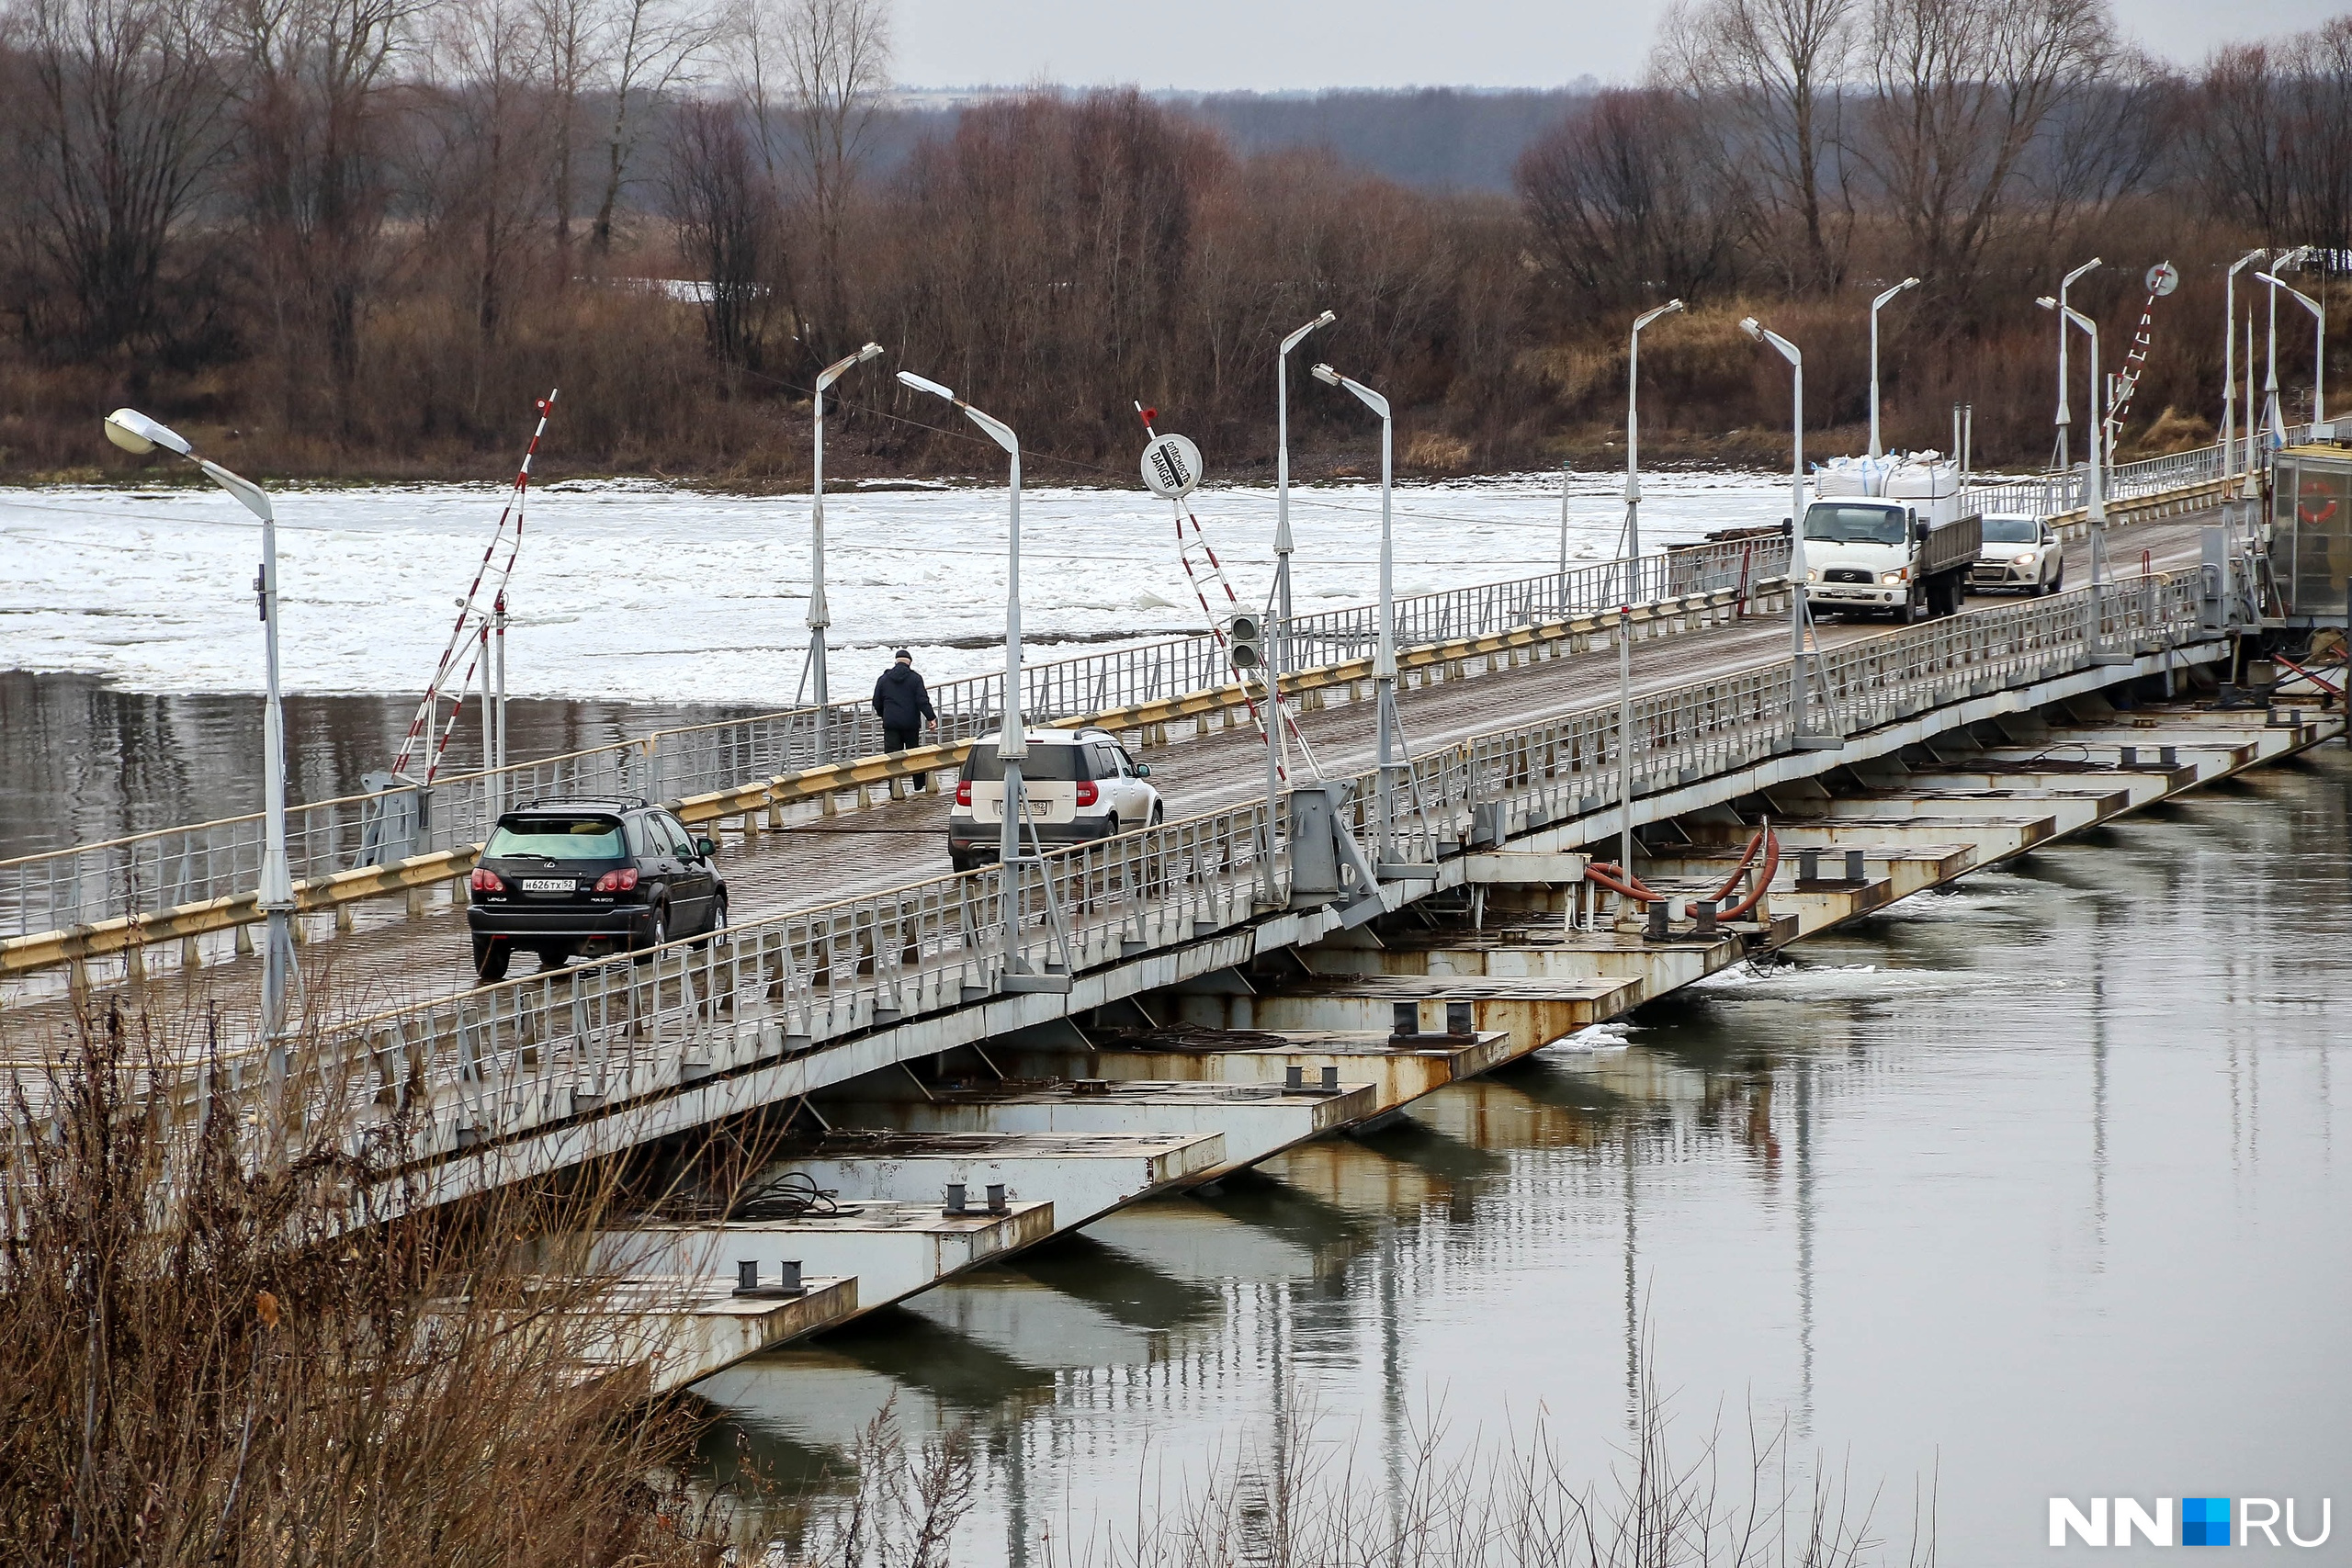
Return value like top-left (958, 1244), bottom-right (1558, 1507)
top-left (0, 998), bottom-right (732, 1568)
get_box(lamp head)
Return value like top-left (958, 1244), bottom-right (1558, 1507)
top-left (897, 370), bottom-right (955, 400)
top-left (1311, 363), bottom-right (1340, 388)
top-left (1316, 309), bottom-right (1335, 326)
top-left (104, 407), bottom-right (190, 457)
top-left (2035, 296), bottom-right (2058, 310)
top-left (857, 342), bottom-right (885, 363)
top-left (1739, 317), bottom-right (1763, 343)
top-left (1902, 276), bottom-right (1921, 290)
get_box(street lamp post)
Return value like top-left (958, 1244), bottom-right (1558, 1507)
top-left (2262, 249), bottom-right (2313, 449)
top-left (897, 371), bottom-right (1031, 962)
top-left (2053, 258), bottom-right (2100, 475)
top-left (1738, 318), bottom-right (1829, 745)
top-left (1869, 276), bottom-right (1921, 461)
top-left (809, 342), bottom-right (885, 755)
top-left (2259, 271), bottom-right (2327, 426)
top-left (1623, 299), bottom-right (1684, 590)
top-left (104, 408), bottom-right (297, 1050)
top-left (2224, 250), bottom-right (2268, 479)
top-left (1310, 363), bottom-right (1405, 862)
top-left (1276, 310), bottom-right (1335, 676)
top-left (2041, 298), bottom-right (2111, 645)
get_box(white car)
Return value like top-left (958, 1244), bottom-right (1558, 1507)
top-left (1969, 513), bottom-right (2064, 594)
top-left (948, 728), bottom-right (1161, 871)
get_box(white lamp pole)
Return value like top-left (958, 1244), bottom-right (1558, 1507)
top-left (809, 342), bottom-right (884, 752)
top-left (105, 409), bottom-right (296, 1049)
top-left (1739, 318), bottom-right (1825, 743)
top-left (898, 372), bottom-right (1027, 953)
top-left (1624, 299), bottom-right (1683, 591)
top-left (1311, 363), bottom-right (1403, 861)
top-left (2054, 258), bottom-right (2100, 474)
top-left (1869, 276), bottom-right (1920, 461)
top-left (1276, 310), bottom-right (1335, 676)
top-left (2223, 250), bottom-right (2267, 479)
top-left (2259, 271), bottom-right (2326, 426)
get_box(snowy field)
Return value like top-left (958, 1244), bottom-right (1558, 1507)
top-left (2, 469), bottom-right (1789, 705)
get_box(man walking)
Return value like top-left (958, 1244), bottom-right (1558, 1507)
top-left (873, 648), bottom-right (937, 787)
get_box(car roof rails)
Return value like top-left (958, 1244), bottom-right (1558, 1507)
top-left (512, 795), bottom-right (650, 813)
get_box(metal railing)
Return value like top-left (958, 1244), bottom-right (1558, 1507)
top-left (0, 536), bottom-right (1789, 941)
top-left (1957, 426), bottom-right (2309, 521)
top-left (22, 559), bottom-right (2220, 1177)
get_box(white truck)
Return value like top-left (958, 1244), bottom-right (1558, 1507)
top-left (1802, 456), bottom-right (1983, 621)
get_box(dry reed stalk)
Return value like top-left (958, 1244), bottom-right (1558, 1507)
top-left (0, 994), bottom-right (743, 1568)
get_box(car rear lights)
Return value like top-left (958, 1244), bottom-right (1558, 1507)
top-left (1075, 781), bottom-right (1099, 807)
top-left (594, 867), bottom-right (639, 893)
top-left (469, 868), bottom-right (504, 894)
top-left (956, 780), bottom-right (973, 806)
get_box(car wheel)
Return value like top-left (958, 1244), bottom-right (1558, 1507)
top-left (1150, 802), bottom-right (1164, 827)
top-left (632, 903), bottom-right (669, 964)
top-left (949, 849), bottom-right (974, 874)
top-left (537, 943), bottom-right (572, 972)
top-left (694, 890), bottom-right (728, 948)
top-left (1102, 812), bottom-right (1119, 841)
top-left (473, 936), bottom-right (510, 983)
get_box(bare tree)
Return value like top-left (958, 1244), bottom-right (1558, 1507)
top-left (1516, 88), bottom-right (1740, 307)
top-left (225, 0), bottom-right (428, 422)
top-left (736, 0), bottom-right (889, 357)
top-left (533, 0), bottom-right (596, 253)
top-left (11, 0), bottom-right (227, 355)
top-left (1854, 0), bottom-right (2118, 300)
top-left (421, 0), bottom-right (549, 411)
top-left (1657, 0), bottom-right (1860, 292)
top-left (665, 96), bottom-right (773, 367)
top-left (587, 0), bottom-right (714, 253)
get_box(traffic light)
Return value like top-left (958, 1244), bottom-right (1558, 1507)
top-left (1227, 612), bottom-right (1264, 671)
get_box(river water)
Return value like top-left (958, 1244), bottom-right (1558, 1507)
top-left (9, 474), bottom-right (2345, 1560)
top-left (695, 748), bottom-right (2352, 1563)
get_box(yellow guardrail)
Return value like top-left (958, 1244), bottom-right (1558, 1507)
top-left (3, 577), bottom-right (1786, 979)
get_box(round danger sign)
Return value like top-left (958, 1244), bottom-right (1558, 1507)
top-left (1141, 433), bottom-right (1204, 499)
top-left (2146, 261), bottom-right (2179, 296)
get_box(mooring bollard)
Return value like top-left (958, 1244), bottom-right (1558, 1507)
top-left (1692, 898), bottom-right (1719, 937)
top-left (1319, 1064), bottom-right (1340, 1093)
top-left (1445, 1000), bottom-right (1473, 1036)
top-left (1644, 901), bottom-right (1669, 941)
top-left (1392, 1001), bottom-right (1419, 1038)
top-left (1799, 848), bottom-right (1822, 883)
top-left (1284, 1063), bottom-right (1306, 1091)
top-left (944, 1182), bottom-right (967, 1216)
top-left (1845, 849), bottom-right (1865, 882)
top-left (737, 1260), bottom-right (759, 1293)
top-left (985, 1183), bottom-right (1008, 1215)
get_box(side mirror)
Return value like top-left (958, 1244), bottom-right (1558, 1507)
top-left (1134, 762), bottom-right (1152, 778)
top-left (695, 837), bottom-right (716, 859)
top-left (1914, 520), bottom-right (1930, 541)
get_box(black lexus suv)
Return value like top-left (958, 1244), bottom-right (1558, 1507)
top-left (465, 796), bottom-right (727, 980)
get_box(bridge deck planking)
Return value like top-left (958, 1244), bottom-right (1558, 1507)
top-left (0, 514), bottom-right (2223, 1057)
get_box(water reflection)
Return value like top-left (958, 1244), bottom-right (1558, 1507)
top-left (0, 669), bottom-right (753, 858)
top-left (698, 748), bottom-right (2352, 1562)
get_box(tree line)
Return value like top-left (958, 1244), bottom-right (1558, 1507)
top-left (0, 0), bottom-right (2346, 482)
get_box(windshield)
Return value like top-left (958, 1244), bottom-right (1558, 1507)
top-left (1980, 516), bottom-right (2040, 545)
top-left (486, 815), bottom-right (625, 860)
top-left (962, 744), bottom-right (1085, 783)
top-left (1804, 503), bottom-right (1907, 546)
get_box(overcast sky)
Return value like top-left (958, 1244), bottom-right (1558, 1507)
top-left (890, 0), bottom-right (2346, 93)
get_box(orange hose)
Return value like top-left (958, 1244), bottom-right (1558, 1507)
top-left (1590, 826), bottom-right (1780, 921)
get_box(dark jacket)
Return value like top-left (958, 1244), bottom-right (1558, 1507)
top-left (873, 663), bottom-right (935, 728)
